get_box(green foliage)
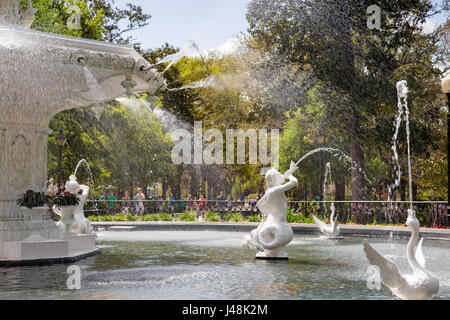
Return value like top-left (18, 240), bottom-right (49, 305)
top-left (29, 0), bottom-right (106, 40)
top-left (141, 214), bottom-right (173, 222)
top-left (247, 214), bottom-right (261, 223)
top-left (88, 213), bottom-right (173, 222)
top-left (28, 0), bottom-right (151, 43)
top-left (156, 213), bottom-right (174, 221)
top-left (49, 193), bottom-right (80, 207)
top-left (178, 211), bottom-right (196, 222)
top-left (247, 0), bottom-right (448, 200)
top-left (286, 208), bottom-right (314, 224)
top-left (88, 215), bottom-right (99, 222)
top-left (224, 212), bottom-right (244, 222)
top-left (205, 211), bottom-right (221, 222)
top-left (17, 191), bottom-right (48, 209)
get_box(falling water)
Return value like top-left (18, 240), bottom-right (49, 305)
top-left (116, 96), bottom-right (192, 133)
top-left (389, 81), bottom-right (413, 209)
top-left (294, 147), bottom-right (372, 198)
top-left (153, 41), bottom-right (202, 73)
top-left (323, 162), bottom-right (332, 196)
top-left (74, 159), bottom-right (94, 189)
top-left (167, 76), bottom-right (217, 92)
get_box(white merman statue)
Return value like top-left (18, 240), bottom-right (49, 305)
top-left (241, 161), bottom-right (298, 259)
top-left (54, 175), bottom-right (93, 235)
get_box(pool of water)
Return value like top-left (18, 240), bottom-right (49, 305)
top-left (1, 231), bottom-right (449, 300)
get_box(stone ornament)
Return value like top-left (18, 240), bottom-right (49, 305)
top-left (312, 203), bottom-right (341, 239)
top-left (241, 161), bottom-right (298, 259)
top-left (364, 209), bottom-right (439, 300)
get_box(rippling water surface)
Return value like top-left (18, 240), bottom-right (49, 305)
top-left (1, 231), bottom-right (449, 300)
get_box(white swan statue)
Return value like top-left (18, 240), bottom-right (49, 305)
top-left (363, 209), bottom-right (439, 300)
top-left (312, 203), bottom-right (341, 238)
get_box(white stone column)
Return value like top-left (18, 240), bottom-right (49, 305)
top-left (0, 123), bottom-right (51, 247)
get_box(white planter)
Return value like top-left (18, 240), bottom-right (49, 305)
top-left (58, 206), bottom-right (77, 235)
top-left (20, 207), bottom-right (46, 241)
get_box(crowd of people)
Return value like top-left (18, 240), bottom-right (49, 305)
top-left (97, 189), bottom-right (262, 217)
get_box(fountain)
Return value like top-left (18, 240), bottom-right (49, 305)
top-left (0, 0), bottom-right (165, 265)
top-left (363, 81), bottom-right (440, 299)
top-left (53, 174), bottom-right (94, 235)
top-left (312, 162), bottom-right (342, 239)
top-left (241, 161), bottom-right (298, 259)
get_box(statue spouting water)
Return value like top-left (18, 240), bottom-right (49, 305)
top-left (53, 169), bottom-right (93, 235)
top-left (241, 161), bottom-right (298, 259)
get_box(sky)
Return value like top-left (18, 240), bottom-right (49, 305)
top-left (114, 0), bottom-right (251, 53)
top-left (114, 0), bottom-right (448, 53)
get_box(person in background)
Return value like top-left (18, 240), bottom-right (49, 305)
top-left (169, 194), bottom-right (175, 216)
top-left (193, 195), bottom-right (198, 211)
top-left (227, 195), bottom-right (233, 211)
top-left (157, 195), bottom-right (164, 212)
top-left (136, 188), bottom-right (146, 216)
top-left (122, 191), bottom-right (131, 213)
top-left (107, 191), bottom-right (116, 214)
top-left (216, 191), bottom-right (224, 212)
top-left (132, 191), bottom-right (138, 214)
top-left (186, 195), bottom-right (192, 211)
top-left (198, 194), bottom-right (206, 217)
top-left (250, 196), bottom-right (256, 208)
top-left (180, 195), bottom-right (186, 213)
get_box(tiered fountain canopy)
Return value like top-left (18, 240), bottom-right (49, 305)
top-left (0, 0), bottom-right (165, 221)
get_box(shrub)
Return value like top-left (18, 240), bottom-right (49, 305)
top-left (247, 214), bottom-right (261, 222)
top-left (141, 214), bottom-right (160, 221)
top-left (178, 211), bottom-right (196, 221)
top-left (286, 208), bottom-right (314, 223)
top-left (156, 213), bottom-right (174, 221)
top-left (225, 212), bottom-right (244, 222)
top-left (205, 211), bottom-right (221, 222)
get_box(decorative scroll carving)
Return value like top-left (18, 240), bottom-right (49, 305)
top-left (36, 132), bottom-right (48, 192)
top-left (10, 134), bottom-right (30, 190)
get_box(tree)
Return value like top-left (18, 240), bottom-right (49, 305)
top-left (27, 0), bottom-right (151, 42)
top-left (98, 102), bottom-right (175, 193)
top-left (29, 0), bottom-right (155, 193)
top-left (246, 0), bottom-right (448, 199)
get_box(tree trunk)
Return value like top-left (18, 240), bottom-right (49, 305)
top-left (335, 181), bottom-right (345, 201)
top-left (190, 166), bottom-right (199, 197)
top-left (412, 182), bottom-right (418, 202)
top-left (296, 183), bottom-right (304, 200)
top-left (400, 177), bottom-right (406, 202)
top-left (172, 165), bottom-right (183, 200)
top-left (162, 180), bottom-right (167, 199)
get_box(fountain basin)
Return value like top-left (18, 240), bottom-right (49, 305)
top-left (1, 230), bottom-right (449, 299)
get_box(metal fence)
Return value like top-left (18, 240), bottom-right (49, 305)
top-left (84, 199), bottom-right (448, 227)
top-left (288, 201), bottom-right (448, 226)
top-left (85, 200), bottom-right (260, 219)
